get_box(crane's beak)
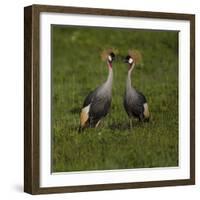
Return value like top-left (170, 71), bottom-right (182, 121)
top-left (123, 59), bottom-right (129, 63)
top-left (123, 55), bottom-right (130, 63)
top-left (123, 58), bottom-right (129, 63)
top-left (113, 55), bottom-right (125, 62)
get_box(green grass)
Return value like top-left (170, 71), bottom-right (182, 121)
top-left (52, 25), bottom-right (178, 172)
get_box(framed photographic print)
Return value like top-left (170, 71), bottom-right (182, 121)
top-left (24, 4), bottom-right (195, 194)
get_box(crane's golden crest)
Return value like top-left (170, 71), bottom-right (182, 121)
top-left (101, 48), bottom-right (118, 61)
top-left (128, 49), bottom-right (142, 65)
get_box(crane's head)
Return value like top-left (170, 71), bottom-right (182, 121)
top-left (101, 49), bottom-right (117, 68)
top-left (124, 55), bottom-right (134, 65)
top-left (124, 50), bottom-right (142, 70)
top-left (107, 52), bottom-right (115, 64)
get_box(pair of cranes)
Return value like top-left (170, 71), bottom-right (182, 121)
top-left (79, 49), bottom-right (150, 131)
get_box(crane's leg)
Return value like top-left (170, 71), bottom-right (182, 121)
top-left (95, 120), bottom-right (101, 128)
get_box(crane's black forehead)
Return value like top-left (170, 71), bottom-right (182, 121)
top-left (110, 52), bottom-right (115, 58)
top-left (125, 55), bottom-right (131, 60)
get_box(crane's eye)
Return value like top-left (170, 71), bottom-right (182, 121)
top-left (128, 58), bottom-right (134, 64)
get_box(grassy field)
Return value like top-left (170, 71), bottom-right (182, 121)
top-left (52, 25), bottom-right (178, 172)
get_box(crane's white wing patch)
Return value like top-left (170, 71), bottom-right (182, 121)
top-left (80, 104), bottom-right (90, 127)
top-left (143, 103), bottom-right (150, 118)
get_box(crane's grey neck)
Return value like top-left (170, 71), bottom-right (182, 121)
top-left (103, 64), bottom-right (113, 92)
top-left (126, 64), bottom-right (135, 90)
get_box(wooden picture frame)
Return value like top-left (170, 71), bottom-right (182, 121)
top-left (24, 4), bottom-right (195, 194)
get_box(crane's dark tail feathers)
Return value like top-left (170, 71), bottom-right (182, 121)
top-left (139, 114), bottom-right (150, 122)
top-left (143, 114), bottom-right (150, 122)
top-left (78, 125), bottom-right (85, 133)
top-left (144, 117), bottom-right (150, 122)
top-left (144, 113), bottom-right (151, 122)
top-left (78, 120), bottom-right (99, 133)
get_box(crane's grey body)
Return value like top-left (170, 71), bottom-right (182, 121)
top-left (80, 65), bottom-right (113, 128)
top-left (124, 87), bottom-right (147, 121)
top-left (124, 64), bottom-right (149, 122)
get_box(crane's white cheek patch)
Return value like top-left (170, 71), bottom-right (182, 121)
top-left (129, 58), bottom-right (133, 64)
top-left (80, 104), bottom-right (90, 126)
top-left (143, 103), bottom-right (150, 118)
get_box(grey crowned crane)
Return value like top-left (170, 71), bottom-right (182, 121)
top-left (79, 50), bottom-right (115, 131)
top-left (123, 50), bottom-right (150, 129)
